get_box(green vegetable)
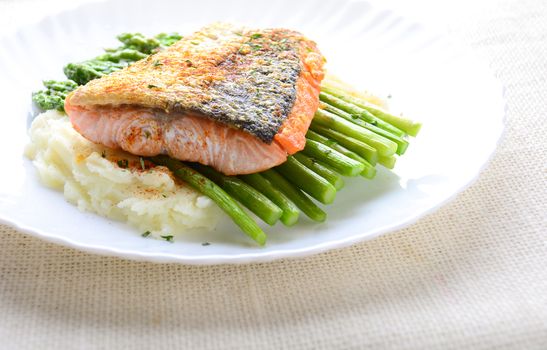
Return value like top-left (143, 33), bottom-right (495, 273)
top-left (306, 130), bottom-right (376, 179)
top-left (63, 60), bottom-right (127, 86)
top-left (117, 159), bottom-right (129, 168)
top-left (275, 156), bottom-right (337, 204)
top-left (32, 80), bottom-right (78, 111)
top-left (309, 123), bottom-right (378, 165)
top-left (321, 102), bottom-right (409, 155)
top-left (302, 139), bottom-right (364, 177)
top-left (378, 155), bottom-right (397, 169)
top-left (313, 109), bottom-right (397, 157)
top-left (261, 169), bottom-right (326, 222)
top-left (64, 32), bottom-right (181, 86)
top-left (194, 164), bottom-right (282, 226)
top-left (150, 156), bottom-right (267, 246)
top-left (321, 84), bottom-right (422, 136)
top-left (155, 33), bottom-right (184, 47)
top-left (292, 153), bottom-right (344, 190)
top-left (319, 91), bottom-right (406, 138)
top-left (161, 234), bottom-right (174, 243)
top-left (239, 173), bottom-right (300, 226)
top-left (34, 32), bottom-right (183, 111)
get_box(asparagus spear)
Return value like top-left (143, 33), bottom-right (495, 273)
top-left (150, 156), bottom-right (267, 246)
top-left (292, 153), bottom-right (344, 190)
top-left (303, 139), bottom-right (365, 177)
top-left (309, 123), bottom-right (378, 165)
top-left (321, 84), bottom-right (422, 136)
top-left (378, 155), bottom-right (397, 169)
top-left (313, 109), bottom-right (397, 157)
top-left (321, 103), bottom-right (409, 155)
top-left (306, 130), bottom-right (376, 179)
top-left (193, 164), bottom-right (282, 225)
top-left (276, 156), bottom-right (337, 204)
top-left (239, 173), bottom-right (300, 226)
top-left (261, 169), bottom-right (326, 222)
top-left (320, 91), bottom-right (406, 137)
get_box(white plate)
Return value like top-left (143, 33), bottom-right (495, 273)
top-left (0, 0), bottom-right (504, 264)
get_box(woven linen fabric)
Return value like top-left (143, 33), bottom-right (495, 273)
top-left (0, 0), bottom-right (546, 349)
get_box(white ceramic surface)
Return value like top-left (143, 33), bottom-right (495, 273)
top-left (0, 0), bottom-right (505, 264)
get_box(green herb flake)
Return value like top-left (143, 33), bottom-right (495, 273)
top-left (117, 159), bottom-right (129, 168)
top-left (249, 43), bottom-right (262, 51)
top-left (190, 40), bottom-right (199, 45)
top-left (142, 231), bottom-right (151, 237)
top-left (153, 60), bottom-right (163, 67)
top-left (147, 84), bottom-right (158, 89)
top-left (144, 130), bottom-right (151, 139)
top-left (250, 33), bottom-right (263, 40)
top-left (161, 235), bottom-right (174, 243)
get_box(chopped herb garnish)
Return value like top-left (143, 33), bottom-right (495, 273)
top-left (249, 43), bottom-right (262, 51)
top-left (144, 130), bottom-right (151, 139)
top-left (161, 235), bottom-right (174, 243)
top-left (139, 157), bottom-right (146, 170)
top-left (147, 84), bottom-right (158, 89)
top-left (153, 60), bottom-right (163, 67)
top-left (250, 33), bottom-right (263, 40)
top-left (190, 40), bottom-right (199, 45)
top-left (117, 159), bottom-right (129, 168)
top-left (142, 231), bottom-right (151, 237)
top-left (162, 194), bottom-right (167, 198)
top-left (185, 59), bottom-right (193, 67)
top-left (101, 150), bottom-right (106, 158)
top-left (201, 242), bottom-right (211, 246)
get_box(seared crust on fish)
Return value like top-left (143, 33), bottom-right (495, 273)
top-left (66, 23), bottom-right (325, 174)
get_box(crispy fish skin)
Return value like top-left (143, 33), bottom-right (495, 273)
top-left (67, 23), bottom-right (325, 144)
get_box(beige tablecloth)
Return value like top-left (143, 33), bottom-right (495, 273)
top-left (1, 0), bottom-right (546, 348)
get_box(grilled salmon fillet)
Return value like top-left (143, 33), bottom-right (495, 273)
top-left (65, 23), bottom-right (325, 175)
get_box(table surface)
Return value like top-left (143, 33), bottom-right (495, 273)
top-left (1, 0), bottom-right (546, 349)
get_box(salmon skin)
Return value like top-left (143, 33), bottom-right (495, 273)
top-left (66, 23), bottom-right (325, 174)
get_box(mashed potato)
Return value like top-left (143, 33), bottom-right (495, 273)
top-left (25, 110), bottom-right (221, 239)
